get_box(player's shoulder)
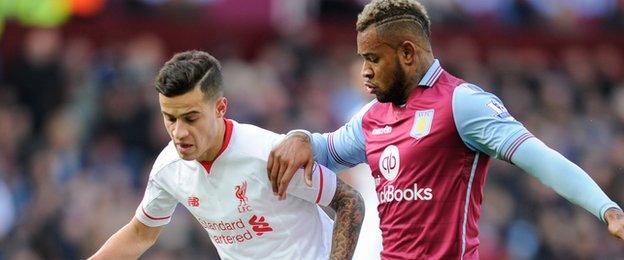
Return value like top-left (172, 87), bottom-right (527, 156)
top-left (231, 120), bottom-right (282, 144)
top-left (228, 120), bottom-right (282, 160)
top-left (355, 98), bottom-right (379, 120)
top-left (232, 120), bottom-right (279, 137)
top-left (452, 83), bottom-right (502, 107)
top-left (452, 83), bottom-right (515, 121)
top-left (150, 141), bottom-right (185, 179)
top-left (359, 99), bottom-right (378, 115)
top-left (454, 83), bottom-right (486, 95)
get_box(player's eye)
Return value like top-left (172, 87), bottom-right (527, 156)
top-left (165, 116), bottom-right (176, 122)
top-left (365, 55), bottom-right (378, 63)
top-left (185, 116), bottom-right (197, 123)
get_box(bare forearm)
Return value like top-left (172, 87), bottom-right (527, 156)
top-left (328, 180), bottom-right (365, 260)
top-left (89, 218), bottom-right (160, 259)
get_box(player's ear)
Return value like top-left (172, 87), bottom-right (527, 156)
top-left (398, 41), bottom-right (416, 65)
top-left (215, 97), bottom-right (227, 118)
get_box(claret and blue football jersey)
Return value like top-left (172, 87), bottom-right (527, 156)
top-left (306, 59), bottom-right (619, 259)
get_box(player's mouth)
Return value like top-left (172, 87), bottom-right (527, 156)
top-left (365, 82), bottom-right (379, 95)
top-left (176, 143), bottom-right (194, 154)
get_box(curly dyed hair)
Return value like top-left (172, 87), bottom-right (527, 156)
top-left (356, 0), bottom-right (431, 40)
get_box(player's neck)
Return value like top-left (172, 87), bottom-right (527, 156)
top-left (395, 57), bottom-right (434, 106)
top-left (198, 119), bottom-right (226, 162)
top-left (413, 55), bottom-right (434, 85)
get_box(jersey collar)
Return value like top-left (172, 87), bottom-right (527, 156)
top-left (200, 118), bottom-right (233, 173)
top-left (417, 59), bottom-right (443, 88)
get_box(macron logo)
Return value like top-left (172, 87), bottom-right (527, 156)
top-left (372, 126), bottom-right (393, 135)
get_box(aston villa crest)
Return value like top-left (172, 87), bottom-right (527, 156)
top-left (410, 109), bottom-right (434, 139)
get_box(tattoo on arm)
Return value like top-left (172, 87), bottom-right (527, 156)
top-left (328, 179), bottom-right (365, 260)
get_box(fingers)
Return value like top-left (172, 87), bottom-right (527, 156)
top-left (612, 226), bottom-right (624, 240)
top-left (276, 161), bottom-right (289, 199)
top-left (268, 152), bottom-right (280, 195)
top-left (304, 158), bottom-right (314, 187)
top-left (267, 150), bottom-right (274, 179)
top-left (267, 133), bottom-right (314, 199)
top-left (267, 151), bottom-right (276, 193)
top-left (613, 224), bottom-right (624, 240)
top-left (606, 209), bottom-right (624, 241)
top-left (277, 163), bottom-right (298, 200)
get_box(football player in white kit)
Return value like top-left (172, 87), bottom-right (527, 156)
top-left (89, 51), bottom-right (365, 260)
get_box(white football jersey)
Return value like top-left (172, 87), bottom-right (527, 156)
top-left (135, 119), bottom-right (337, 260)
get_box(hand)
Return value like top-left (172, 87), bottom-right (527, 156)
top-left (604, 207), bottom-right (624, 240)
top-left (267, 132), bottom-right (315, 200)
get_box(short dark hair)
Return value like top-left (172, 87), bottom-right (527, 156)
top-left (356, 0), bottom-right (431, 40)
top-left (155, 50), bottom-right (223, 100)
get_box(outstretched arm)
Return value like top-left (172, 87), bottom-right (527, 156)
top-left (451, 83), bottom-right (624, 241)
top-left (328, 178), bottom-right (365, 260)
top-left (511, 138), bottom-right (624, 239)
top-left (89, 217), bottom-right (162, 259)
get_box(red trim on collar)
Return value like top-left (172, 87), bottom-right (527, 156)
top-left (200, 119), bottom-right (233, 173)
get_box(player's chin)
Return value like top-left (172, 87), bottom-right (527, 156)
top-left (180, 155), bottom-right (196, 161)
top-left (177, 149), bottom-right (198, 161)
top-left (375, 94), bottom-right (391, 103)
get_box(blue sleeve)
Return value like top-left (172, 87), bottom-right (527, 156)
top-left (305, 100), bottom-right (375, 173)
top-left (453, 83), bottom-right (621, 222)
top-left (512, 138), bottom-right (621, 222)
top-left (452, 84), bottom-right (533, 162)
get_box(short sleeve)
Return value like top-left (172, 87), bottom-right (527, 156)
top-left (306, 100), bottom-right (375, 172)
top-left (452, 84), bottom-right (534, 162)
top-left (135, 178), bottom-right (178, 227)
top-left (286, 162), bottom-right (338, 207)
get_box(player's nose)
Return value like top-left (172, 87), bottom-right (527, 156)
top-left (361, 63), bottom-right (373, 79)
top-left (172, 121), bottom-right (189, 139)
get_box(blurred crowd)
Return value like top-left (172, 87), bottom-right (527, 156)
top-left (2, 1), bottom-right (624, 259)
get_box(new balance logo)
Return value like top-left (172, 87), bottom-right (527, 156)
top-left (187, 196), bottom-right (200, 207)
top-left (248, 215), bottom-right (273, 236)
top-left (372, 126), bottom-right (393, 135)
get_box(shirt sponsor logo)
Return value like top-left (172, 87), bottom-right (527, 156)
top-left (249, 215), bottom-right (273, 236)
top-left (200, 218), bottom-right (246, 231)
top-left (211, 229), bottom-right (253, 244)
top-left (379, 145), bottom-right (400, 181)
top-left (187, 196), bottom-right (200, 207)
top-left (198, 216), bottom-right (272, 245)
top-left (486, 100), bottom-right (514, 120)
top-left (378, 183), bottom-right (433, 204)
top-left (372, 126), bottom-right (393, 135)
top-left (235, 181), bottom-right (252, 213)
top-left (410, 109), bottom-right (434, 139)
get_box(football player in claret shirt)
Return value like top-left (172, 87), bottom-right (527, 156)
top-left (89, 51), bottom-right (365, 260)
top-left (267, 0), bottom-right (624, 259)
